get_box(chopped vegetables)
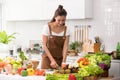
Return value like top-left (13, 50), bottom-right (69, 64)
top-left (46, 73), bottom-right (83, 80)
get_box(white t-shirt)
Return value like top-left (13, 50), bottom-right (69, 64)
top-left (42, 24), bottom-right (70, 36)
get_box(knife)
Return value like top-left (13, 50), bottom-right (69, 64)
top-left (56, 65), bottom-right (61, 70)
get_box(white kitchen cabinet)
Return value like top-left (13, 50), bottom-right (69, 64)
top-left (60, 0), bottom-right (93, 19)
top-left (4, 0), bottom-right (46, 20)
top-left (0, 0), bottom-right (5, 3)
top-left (4, 0), bottom-right (93, 21)
top-left (109, 60), bottom-right (120, 77)
top-left (0, 0), bottom-right (5, 31)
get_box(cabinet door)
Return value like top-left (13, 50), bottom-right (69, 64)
top-left (5, 0), bottom-right (43, 20)
top-left (60, 0), bottom-right (93, 19)
top-left (109, 62), bottom-right (120, 77)
top-left (4, 0), bottom-right (92, 21)
top-left (4, 0), bottom-right (59, 20)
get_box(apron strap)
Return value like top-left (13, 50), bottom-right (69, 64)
top-left (64, 26), bottom-right (67, 36)
top-left (63, 26), bottom-right (66, 39)
top-left (48, 24), bottom-right (52, 38)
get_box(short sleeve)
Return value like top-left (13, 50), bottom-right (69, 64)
top-left (42, 25), bottom-right (50, 36)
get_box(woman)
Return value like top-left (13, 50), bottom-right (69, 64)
top-left (41, 5), bottom-right (70, 69)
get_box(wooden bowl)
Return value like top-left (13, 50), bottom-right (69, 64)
top-left (68, 50), bottom-right (78, 56)
top-left (84, 75), bottom-right (100, 80)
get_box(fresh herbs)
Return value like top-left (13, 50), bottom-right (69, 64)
top-left (46, 74), bottom-right (69, 80)
top-left (46, 73), bottom-right (83, 80)
top-left (69, 41), bottom-right (80, 50)
top-left (19, 51), bottom-right (28, 61)
top-left (116, 42), bottom-right (120, 52)
top-left (116, 42), bottom-right (120, 59)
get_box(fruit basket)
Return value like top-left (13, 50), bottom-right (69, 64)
top-left (84, 75), bottom-right (100, 80)
top-left (77, 52), bottom-right (111, 79)
top-left (100, 70), bottom-right (109, 77)
top-left (68, 50), bottom-right (78, 56)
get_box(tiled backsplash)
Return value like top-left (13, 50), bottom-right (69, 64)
top-left (5, 0), bottom-right (120, 52)
top-left (103, 0), bottom-right (120, 52)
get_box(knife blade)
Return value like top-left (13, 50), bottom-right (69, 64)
top-left (56, 65), bottom-right (61, 70)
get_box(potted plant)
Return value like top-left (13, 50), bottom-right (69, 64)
top-left (68, 41), bottom-right (80, 56)
top-left (0, 30), bottom-right (16, 53)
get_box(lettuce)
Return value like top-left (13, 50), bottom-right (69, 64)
top-left (78, 64), bottom-right (103, 77)
top-left (84, 52), bottom-right (111, 68)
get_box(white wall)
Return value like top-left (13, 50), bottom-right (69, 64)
top-left (6, 0), bottom-right (120, 52)
top-left (0, 4), bottom-right (2, 30)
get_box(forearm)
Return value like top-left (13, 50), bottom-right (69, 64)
top-left (62, 47), bottom-right (68, 63)
top-left (62, 36), bottom-right (69, 63)
top-left (43, 46), bottom-right (54, 62)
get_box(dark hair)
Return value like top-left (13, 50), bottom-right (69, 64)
top-left (50, 5), bottom-right (67, 22)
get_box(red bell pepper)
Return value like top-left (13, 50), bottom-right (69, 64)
top-left (68, 74), bottom-right (76, 80)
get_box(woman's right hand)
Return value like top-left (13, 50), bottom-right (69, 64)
top-left (50, 60), bottom-right (58, 69)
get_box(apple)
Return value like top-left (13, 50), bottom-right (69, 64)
top-left (21, 70), bottom-right (28, 76)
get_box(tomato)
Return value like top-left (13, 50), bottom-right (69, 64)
top-left (34, 69), bottom-right (39, 75)
top-left (34, 69), bottom-right (45, 76)
top-left (38, 69), bottom-right (45, 75)
top-left (0, 62), bottom-right (5, 67)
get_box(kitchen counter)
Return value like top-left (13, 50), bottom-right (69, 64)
top-left (111, 59), bottom-right (120, 63)
top-left (0, 74), bottom-right (120, 80)
top-left (109, 59), bottom-right (120, 77)
top-left (0, 74), bottom-right (46, 80)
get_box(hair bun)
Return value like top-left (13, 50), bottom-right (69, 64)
top-left (58, 5), bottom-right (63, 10)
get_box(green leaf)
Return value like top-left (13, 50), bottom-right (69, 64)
top-left (69, 41), bottom-right (80, 50)
top-left (19, 51), bottom-right (28, 61)
top-left (116, 42), bottom-right (120, 52)
top-left (0, 31), bottom-right (17, 44)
